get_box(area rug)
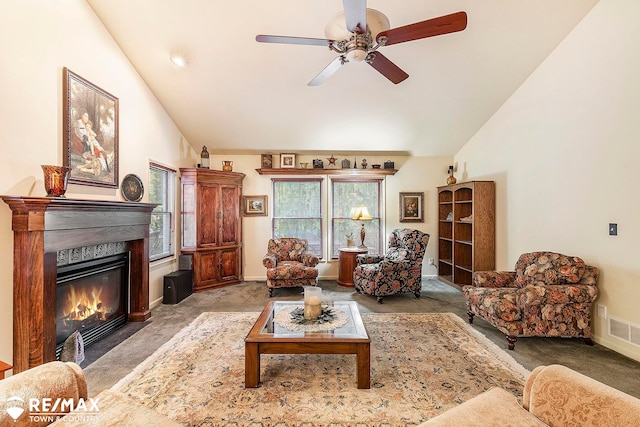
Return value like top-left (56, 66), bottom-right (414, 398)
top-left (112, 312), bottom-right (529, 426)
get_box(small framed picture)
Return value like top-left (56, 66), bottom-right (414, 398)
top-left (242, 195), bottom-right (268, 216)
top-left (399, 192), bottom-right (424, 223)
top-left (280, 153), bottom-right (296, 169)
top-left (261, 154), bottom-right (273, 169)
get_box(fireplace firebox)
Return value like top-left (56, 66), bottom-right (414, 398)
top-left (56, 254), bottom-right (129, 358)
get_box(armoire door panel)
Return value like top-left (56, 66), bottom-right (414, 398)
top-left (220, 185), bottom-right (239, 245)
top-left (198, 184), bottom-right (219, 247)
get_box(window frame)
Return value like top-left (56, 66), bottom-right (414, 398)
top-left (330, 177), bottom-right (384, 259)
top-left (148, 162), bottom-right (176, 262)
top-left (271, 178), bottom-right (324, 258)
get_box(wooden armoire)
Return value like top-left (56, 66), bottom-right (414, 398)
top-left (179, 168), bottom-right (245, 291)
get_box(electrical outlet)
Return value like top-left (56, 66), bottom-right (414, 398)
top-left (428, 258), bottom-right (434, 265)
top-left (609, 223), bottom-right (617, 236)
top-left (597, 304), bottom-right (607, 319)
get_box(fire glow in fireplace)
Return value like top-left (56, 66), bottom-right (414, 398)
top-left (56, 254), bottom-right (129, 358)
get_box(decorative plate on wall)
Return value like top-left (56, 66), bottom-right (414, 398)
top-left (121, 174), bottom-right (144, 202)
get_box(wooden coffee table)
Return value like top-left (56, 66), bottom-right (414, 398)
top-left (244, 301), bottom-right (370, 389)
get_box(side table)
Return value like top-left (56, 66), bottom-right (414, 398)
top-left (337, 247), bottom-right (368, 287)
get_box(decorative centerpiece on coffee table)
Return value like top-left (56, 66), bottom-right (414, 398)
top-left (303, 286), bottom-right (322, 320)
top-left (289, 306), bottom-right (337, 325)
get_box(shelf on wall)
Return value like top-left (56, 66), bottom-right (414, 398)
top-left (255, 168), bottom-right (398, 176)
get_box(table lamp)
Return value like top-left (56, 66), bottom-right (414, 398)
top-left (351, 206), bottom-right (373, 249)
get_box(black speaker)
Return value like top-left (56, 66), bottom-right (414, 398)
top-left (163, 270), bottom-right (193, 304)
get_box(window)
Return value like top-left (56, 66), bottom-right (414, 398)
top-left (272, 179), bottom-right (323, 257)
top-left (331, 179), bottom-right (382, 258)
top-left (148, 163), bottom-right (176, 261)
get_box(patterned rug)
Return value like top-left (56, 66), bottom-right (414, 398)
top-left (112, 312), bottom-right (529, 426)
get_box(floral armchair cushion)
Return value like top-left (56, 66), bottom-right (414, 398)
top-left (464, 251), bottom-right (599, 349)
top-left (353, 228), bottom-right (430, 303)
top-left (262, 238), bottom-right (319, 296)
top-left (513, 252), bottom-right (587, 288)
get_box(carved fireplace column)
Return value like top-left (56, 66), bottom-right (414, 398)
top-left (1, 196), bottom-right (155, 373)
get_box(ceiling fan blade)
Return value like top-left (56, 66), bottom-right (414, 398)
top-left (308, 56), bottom-right (345, 86)
top-left (377, 11), bottom-right (467, 46)
top-left (367, 51), bottom-right (409, 84)
top-left (256, 35), bottom-right (331, 47)
top-left (343, 0), bottom-right (367, 33)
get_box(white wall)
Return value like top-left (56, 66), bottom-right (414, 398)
top-left (0, 1), bottom-right (197, 370)
top-left (454, 0), bottom-right (640, 361)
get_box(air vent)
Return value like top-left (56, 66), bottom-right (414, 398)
top-left (609, 317), bottom-right (640, 348)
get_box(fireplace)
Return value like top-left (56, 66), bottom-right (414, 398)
top-left (55, 253), bottom-right (129, 358)
top-left (2, 196), bottom-right (156, 373)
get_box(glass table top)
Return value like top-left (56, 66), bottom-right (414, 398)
top-left (255, 301), bottom-right (368, 340)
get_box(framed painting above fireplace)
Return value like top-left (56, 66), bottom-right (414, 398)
top-left (62, 67), bottom-right (119, 188)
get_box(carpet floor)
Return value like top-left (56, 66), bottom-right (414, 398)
top-left (112, 311), bottom-right (529, 426)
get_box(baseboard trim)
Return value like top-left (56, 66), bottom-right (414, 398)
top-left (150, 296), bottom-right (164, 309)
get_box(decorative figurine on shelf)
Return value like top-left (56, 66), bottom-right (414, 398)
top-left (200, 146), bottom-right (210, 169)
top-left (313, 159), bottom-right (324, 169)
top-left (341, 159), bottom-right (351, 169)
top-left (361, 158), bottom-right (368, 169)
top-left (446, 165), bottom-right (457, 185)
top-left (327, 154), bottom-right (338, 168)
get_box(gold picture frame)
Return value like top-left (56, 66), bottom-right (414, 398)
top-left (399, 192), bottom-right (424, 223)
top-left (242, 195), bottom-right (268, 216)
top-left (62, 67), bottom-right (119, 188)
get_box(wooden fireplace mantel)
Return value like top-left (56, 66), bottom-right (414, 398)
top-left (1, 196), bottom-right (156, 373)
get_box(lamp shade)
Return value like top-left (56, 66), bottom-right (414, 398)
top-left (351, 206), bottom-right (373, 220)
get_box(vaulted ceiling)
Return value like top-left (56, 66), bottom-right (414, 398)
top-left (86, 0), bottom-right (599, 157)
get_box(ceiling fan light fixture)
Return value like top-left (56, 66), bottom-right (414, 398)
top-left (346, 48), bottom-right (367, 62)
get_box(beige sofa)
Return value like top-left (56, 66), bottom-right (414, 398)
top-left (420, 364), bottom-right (640, 426)
top-left (0, 361), bottom-right (179, 426)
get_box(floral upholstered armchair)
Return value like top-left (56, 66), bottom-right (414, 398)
top-left (353, 228), bottom-right (430, 304)
top-left (464, 251), bottom-right (599, 350)
top-left (262, 238), bottom-right (320, 297)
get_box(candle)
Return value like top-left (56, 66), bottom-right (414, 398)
top-left (304, 286), bottom-right (322, 320)
top-left (307, 296), bottom-right (321, 305)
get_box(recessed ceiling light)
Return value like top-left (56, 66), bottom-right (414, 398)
top-left (170, 53), bottom-right (188, 68)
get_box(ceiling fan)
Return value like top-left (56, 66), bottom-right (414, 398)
top-left (256, 0), bottom-right (467, 86)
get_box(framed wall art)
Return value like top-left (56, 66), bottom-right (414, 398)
top-left (280, 153), bottom-right (296, 169)
top-left (261, 154), bottom-right (273, 169)
top-left (399, 192), bottom-right (424, 223)
top-left (242, 195), bottom-right (268, 216)
top-left (62, 67), bottom-right (119, 188)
